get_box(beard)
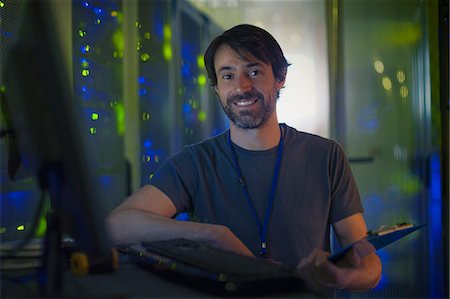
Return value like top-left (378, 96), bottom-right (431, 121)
top-left (220, 90), bottom-right (275, 129)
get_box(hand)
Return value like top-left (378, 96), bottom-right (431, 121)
top-left (296, 240), bottom-right (376, 295)
top-left (337, 239), bottom-right (376, 268)
top-left (207, 224), bottom-right (255, 258)
top-left (296, 248), bottom-right (341, 296)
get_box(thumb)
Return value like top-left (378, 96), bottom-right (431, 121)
top-left (353, 239), bottom-right (376, 258)
top-left (345, 240), bottom-right (376, 267)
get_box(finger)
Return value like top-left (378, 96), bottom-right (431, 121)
top-left (344, 247), bottom-right (361, 268)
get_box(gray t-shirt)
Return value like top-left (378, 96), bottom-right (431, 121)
top-left (150, 123), bottom-right (363, 268)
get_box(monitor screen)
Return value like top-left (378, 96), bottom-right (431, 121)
top-left (3, 0), bottom-right (115, 281)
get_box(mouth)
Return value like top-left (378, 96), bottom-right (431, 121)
top-left (234, 99), bottom-right (258, 107)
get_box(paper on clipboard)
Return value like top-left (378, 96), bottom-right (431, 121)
top-left (328, 223), bottom-right (426, 263)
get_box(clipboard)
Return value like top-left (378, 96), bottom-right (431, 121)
top-left (329, 223), bottom-right (426, 263)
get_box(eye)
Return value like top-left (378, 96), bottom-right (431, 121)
top-left (249, 70), bottom-right (259, 77)
top-left (222, 73), bottom-right (233, 80)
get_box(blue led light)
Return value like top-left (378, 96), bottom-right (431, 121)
top-left (80, 86), bottom-right (91, 101)
top-left (181, 62), bottom-right (190, 77)
top-left (1, 191), bottom-right (34, 210)
top-left (81, 45), bottom-right (91, 53)
top-left (154, 15), bottom-right (163, 39)
top-left (99, 175), bottom-right (112, 187)
top-left (82, 2), bottom-right (89, 7)
top-left (428, 152), bottom-right (444, 297)
top-left (94, 8), bottom-right (103, 15)
top-left (183, 103), bottom-right (191, 114)
top-left (139, 88), bottom-right (148, 96)
top-left (143, 140), bottom-right (152, 148)
top-left (175, 212), bottom-right (190, 221)
top-left (138, 76), bottom-right (145, 84)
top-left (2, 31), bottom-right (13, 38)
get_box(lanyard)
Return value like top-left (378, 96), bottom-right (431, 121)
top-left (227, 126), bottom-right (284, 256)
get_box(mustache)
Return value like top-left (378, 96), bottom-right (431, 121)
top-left (227, 91), bottom-right (264, 104)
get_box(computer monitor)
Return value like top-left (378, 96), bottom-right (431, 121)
top-left (3, 0), bottom-right (116, 291)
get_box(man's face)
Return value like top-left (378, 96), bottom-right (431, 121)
top-left (213, 45), bottom-right (284, 129)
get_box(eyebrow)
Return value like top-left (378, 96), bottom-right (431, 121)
top-left (216, 62), bottom-right (263, 74)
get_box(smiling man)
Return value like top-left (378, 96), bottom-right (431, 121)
top-left (107, 24), bottom-right (381, 295)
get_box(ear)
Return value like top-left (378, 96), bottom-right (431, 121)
top-left (276, 78), bottom-right (285, 91)
top-left (276, 69), bottom-right (287, 90)
top-left (213, 85), bottom-right (219, 96)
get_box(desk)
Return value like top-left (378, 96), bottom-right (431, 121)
top-left (1, 255), bottom-right (315, 298)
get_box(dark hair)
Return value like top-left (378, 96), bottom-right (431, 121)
top-left (204, 24), bottom-right (290, 87)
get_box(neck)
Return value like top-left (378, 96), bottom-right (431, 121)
top-left (229, 120), bottom-right (281, 151)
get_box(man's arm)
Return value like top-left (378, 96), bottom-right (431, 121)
top-left (106, 185), bottom-right (254, 257)
top-left (296, 213), bottom-right (382, 294)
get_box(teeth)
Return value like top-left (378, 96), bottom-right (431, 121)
top-left (235, 100), bottom-right (256, 106)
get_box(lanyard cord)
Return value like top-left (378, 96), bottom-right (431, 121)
top-left (228, 126), bottom-right (284, 256)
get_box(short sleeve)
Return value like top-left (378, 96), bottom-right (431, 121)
top-left (328, 142), bottom-right (364, 224)
top-left (150, 149), bottom-right (197, 213)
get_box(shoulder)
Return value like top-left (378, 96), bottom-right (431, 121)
top-left (170, 130), bottom-right (229, 163)
top-left (281, 124), bottom-right (349, 166)
top-left (184, 130), bottom-right (228, 153)
top-left (281, 123), bottom-right (341, 152)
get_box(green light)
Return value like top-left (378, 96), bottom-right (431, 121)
top-left (198, 111), bottom-right (207, 122)
top-left (112, 29), bottom-right (124, 53)
top-left (144, 32), bottom-right (151, 39)
top-left (82, 69), bottom-right (90, 77)
top-left (0, 1), bottom-right (4, 8)
top-left (90, 127), bottom-right (97, 134)
top-left (197, 55), bottom-right (205, 68)
top-left (78, 29), bottom-right (87, 37)
top-left (81, 60), bottom-right (89, 68)
top-left (373, 60), bottom-right (384, 74)
top-left (36, 216), bottom-right (47, 237)
top-left (198, 75), bottom-right (207, 86)
top-left (137, 41), bottom-right (142, 51)
top-left (95, 19), bottom-right (101, 25)
top-left (400, 86), bottom-right (408, 98)
top-left (149, 173), bottom-right (154, 180)
top-left (163, 43), bottom-right (172, 61)
top-left (382, 76), bottom-right (392, 91)
top-left (142, 112), bottom-right (151, 121)
top-left (396, 71), bottom-right (406, 83)
top-left (0, 227), bottom-right (6, 234)
top-left (91, 112), bottom-right (99, 121)
top-left (116, 11), bottom-right (124, 23)
top-left (142, 155), bottom-right (151, 163)
top-left (84, 45), bottom-right (91, 52)
top-left (135, 21), bottom-right (142, 29)
top-left (163, 24), bottom-right (172, 40)
top-left (140, 53), bottom-right (151, 62)
top-left (113, 51), bottom-right (124, 58)
top-left (17, 225), bottom-right (25, 231)
top-left (112, 102), bottom-right (125, 136)
top-left (0, 85), bottom-right (5, 93)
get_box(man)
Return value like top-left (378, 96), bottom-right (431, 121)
top-left (107, 24), bottom-right (381, 295)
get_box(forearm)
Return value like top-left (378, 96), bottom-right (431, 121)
top-left (106, 208), bottom-right (254, 257)
top-left (297, 247), bottom-right (382, 295)
top-left (341, 253), bottom-right (382, 291)
top-left (106, 208), bottom-right (215, 245)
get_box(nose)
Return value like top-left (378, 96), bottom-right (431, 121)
top-left (236, 75), bottom-right (252, 93)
